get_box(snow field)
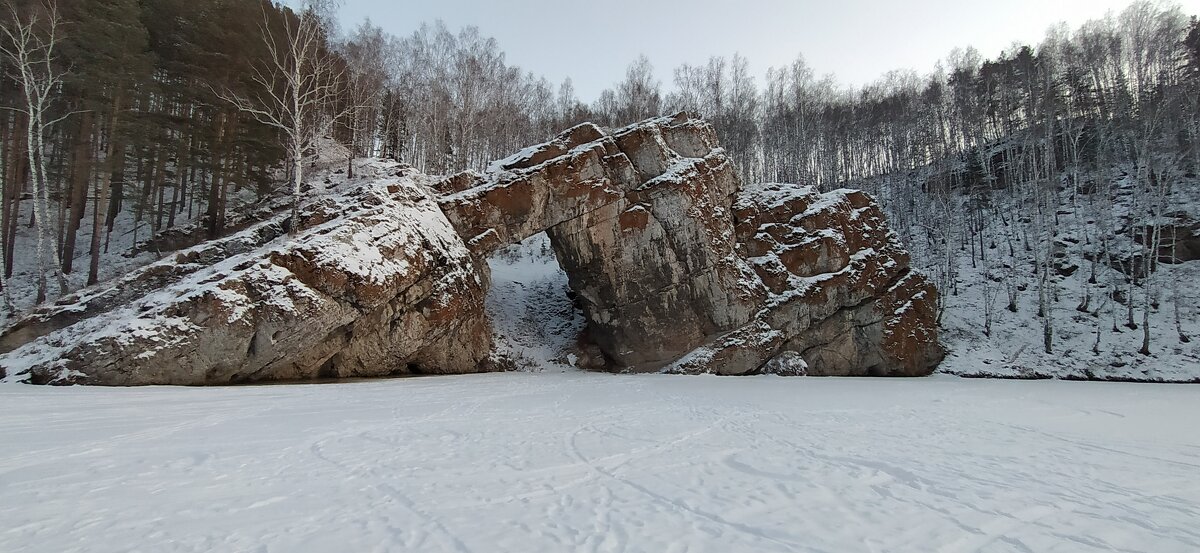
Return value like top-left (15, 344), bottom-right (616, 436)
top-left (0, 373), bottom-right (1197, 553)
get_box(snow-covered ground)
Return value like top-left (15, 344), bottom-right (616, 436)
top-left (1, 373), bottom-right (1197, 553)
top-left (855, 165), bottom-right (1200, 382)
top-left (486, 233), bottom-right (586, 370)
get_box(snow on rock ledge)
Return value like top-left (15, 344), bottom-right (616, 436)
top-left (0, 166), bottom-right (495, 385)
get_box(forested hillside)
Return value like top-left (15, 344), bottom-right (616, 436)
top-left (0, 0), bottom-right (569, 309)
top-left (0, 0), bottom-right (1197, 375)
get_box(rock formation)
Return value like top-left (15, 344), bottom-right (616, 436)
top-left (0, 164), bottom-right (494, 385)
top-left (438, 115), bottom-right (764, 370)
top-left (439, 113), bottom-right (942, 376)
top-left (0, 115), bottom-right (943, 385)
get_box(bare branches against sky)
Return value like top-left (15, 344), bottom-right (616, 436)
top-left (331, 0), bottom-right (1148, 99)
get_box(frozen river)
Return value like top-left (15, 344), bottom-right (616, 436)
top-left (1, 372), bottom-right (1197, 552)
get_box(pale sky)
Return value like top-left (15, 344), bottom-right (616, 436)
top-left (334, 0), bottom-right (1198, 101)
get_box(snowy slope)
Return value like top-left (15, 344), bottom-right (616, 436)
top-left (485, 233), bottom-right (586, 371)
top-left (0, 151), bottom-right (373, 326)
top-left (930, 175), bottom-right (1200, 382)
top-left (939, 254), bottom-right (1200, 382)
top-left (1, 373), bottom-right (1197, 553)
top-left (850, 165), bottom-right (1200, 382)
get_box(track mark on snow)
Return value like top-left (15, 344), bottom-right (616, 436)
top-left (566, 421), bottom-right (818, 552)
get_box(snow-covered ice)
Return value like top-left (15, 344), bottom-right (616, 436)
top-left (1, 373), bottom-right (1197, 553)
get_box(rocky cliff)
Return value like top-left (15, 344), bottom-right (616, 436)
top-left (0, 115), bottom-right (942, 385)
top-left (439, 113), bottom-right (942, 376)
top-left (0, 163), bottom-right (494, 385)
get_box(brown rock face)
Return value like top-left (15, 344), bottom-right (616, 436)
top-left (440, 114), bottom-right (943, 376)
top-left (440, 115), bottom-right (764, 371)
top-left (719, 183), bottom-right (944, 376)
top-left (1, 115), bottom-right (942, 385)
top-left (1, 165), bottom-right (495, 385)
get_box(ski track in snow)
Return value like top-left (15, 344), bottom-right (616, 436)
top-left (1, 374), bottom-right (1197, 553)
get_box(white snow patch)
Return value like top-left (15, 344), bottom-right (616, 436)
top-left (485, 233), bottom-right (586, 371)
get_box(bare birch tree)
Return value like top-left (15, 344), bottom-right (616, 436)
top-left (215, 2), bottom-right (349, 234)
top-left (0, 0), bottom-right (67, 304)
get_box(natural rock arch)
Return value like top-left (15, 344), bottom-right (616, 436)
top-left (438, 113), bottom-right (943, 375)
top-left (0, 114), bottom-right (942, 385)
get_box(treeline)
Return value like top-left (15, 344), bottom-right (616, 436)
top-left (0, 0), bottom-right (572, 307)
top-left (377, 21), bottom-right (567, 174)
top-left (579, 5), bottom-right (1200, 191)
top-left (0, 0), bottom-right (314, 303)
top-left (574, 2), bottom-right (1200, 355)
top-left (2, 0), bottom-right (1199, 359)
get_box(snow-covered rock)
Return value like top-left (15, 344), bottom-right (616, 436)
top-left (726, 183), bottom-right (943, 376)
top-left (1, 166), bottom-right (495, 385)
top-left (1, 115), bottom-right (942, 385)
top-left (441, 113), bottom-right (942, 376)
top-left (437, 115), bottom-right (765, 371)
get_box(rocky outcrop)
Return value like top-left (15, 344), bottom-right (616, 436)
top-left (672, 183), bottom-right (943, 376)
top-left (1, 164), bottom-right (494, 385)
top-left (436, 117), bottom-right (763, 371)
top-left (1144, 215), bottom-right (1200, 264)
top-left (440, 114), bottom-right (942, 376)
top-left (1, 115), bottom-right (942, 385)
